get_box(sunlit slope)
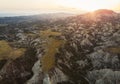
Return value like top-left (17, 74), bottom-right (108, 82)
top-left (0, 40), bottom-right (26, 60)
top-left (40, 29), bottom-right (65, 73)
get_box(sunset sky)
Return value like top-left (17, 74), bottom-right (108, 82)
top-left (0, 0), bottom-right (120, 15)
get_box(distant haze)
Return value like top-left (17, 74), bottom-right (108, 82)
top-left (0, 11), bottom-right (48, 17)
top-left (0, 0), bottom-right (120, 17)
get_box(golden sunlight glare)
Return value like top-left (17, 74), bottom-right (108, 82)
top-left (57, 0), bottom-right (120, 11)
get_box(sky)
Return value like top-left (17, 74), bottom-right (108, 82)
top-left (0, 0), bottom-right (120, 16)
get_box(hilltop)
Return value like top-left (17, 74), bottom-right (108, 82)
top-left (93, 9), bottom-right (116, 15)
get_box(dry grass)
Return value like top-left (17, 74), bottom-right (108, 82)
top-left (10, 48), bottom-right (26, 59)
top-left (40, 29), bottom-right (61, 38)
top-left (105, 47), bottom-right (120, 54)
top-left (0, 40), bottom-right (13, 60)
top-left (42, 38), bottom-right (64, 72)
top-left (0, 40), bottom-right (26, 60)
top-left (40, 29), bottom-right (65, 73)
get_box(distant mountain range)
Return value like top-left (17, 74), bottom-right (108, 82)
top-left (0, 12), bottom-right (75, 17)
top-left (0, 9), bottom-right (119, 24)
top-left (0, 12), bottom-right (75, 24)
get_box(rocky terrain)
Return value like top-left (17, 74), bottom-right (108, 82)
top-left (0, 9), bottom-right (120, 84)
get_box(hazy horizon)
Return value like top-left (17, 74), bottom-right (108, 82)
top-left (0, 0), bottom-right (120, 17)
